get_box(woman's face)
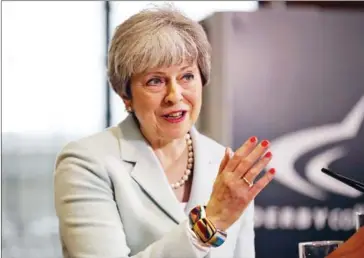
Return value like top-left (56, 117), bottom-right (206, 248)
top-left (125, 61), bottom-right (202, 142)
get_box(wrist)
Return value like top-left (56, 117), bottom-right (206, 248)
top-left (205, 206), bottom-right (228, 231)
top-left (205, 215), bottom-right (227, 232)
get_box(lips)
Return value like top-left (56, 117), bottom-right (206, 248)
top-left (162, 110), bottom-right (187, 123)
top-left (163, 111), bottom-right (185, 118)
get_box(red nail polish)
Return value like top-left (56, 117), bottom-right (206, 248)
top-left (261, 140), bottom-right (269, 147)
top-left (250, 136), bottom-right (257, 143)
top-left (268, 168), bottom-right (275, 175)
top-left (264, 152), bottom-right (272, 158)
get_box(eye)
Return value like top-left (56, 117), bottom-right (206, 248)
top-left (146, 77), bottom-right (164, 86)
top-left (182, 73), bottom-right (194, 82)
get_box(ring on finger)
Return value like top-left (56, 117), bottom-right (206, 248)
top-left (242, 176), bottom-right (254, 188)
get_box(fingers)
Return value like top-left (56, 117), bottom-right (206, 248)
top-left (233, 139), bottom-right (270, 178)
top-left (218, 147), bottom-right (233, 175)
top-left (243, 151), bottom-right (273, 183)
top-left (224, 136), bottom-right (258, 172)
top-left (249, 168), bottom-right (276, 197)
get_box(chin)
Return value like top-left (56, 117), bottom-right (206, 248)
top-left (164, 127), bottom-right (190, 140)
top-left (163, 122), bottom-right (192, 139)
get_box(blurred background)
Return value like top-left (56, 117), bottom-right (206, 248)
top-left (2, 1), bottom-right (364, 258)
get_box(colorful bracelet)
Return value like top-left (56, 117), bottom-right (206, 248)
top-left (189, 205), bottom-right (207, 225)
top-left (188, 205), bottom-right (227, 247)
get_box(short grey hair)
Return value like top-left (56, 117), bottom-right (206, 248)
top-left (107, 6), bottom-right (211, 99)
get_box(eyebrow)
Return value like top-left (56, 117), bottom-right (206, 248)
top-left (143, 65), bottom-right (195, 76)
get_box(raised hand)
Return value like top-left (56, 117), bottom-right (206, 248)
top-left (206, 136), bottom-right (275, 231)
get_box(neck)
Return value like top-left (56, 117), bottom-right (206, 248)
top-left (154, 138), bottom-right (187, 170)
top-left (141, 129), bottom-right (189, 170)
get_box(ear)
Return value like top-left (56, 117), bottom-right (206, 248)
top-left (122, 97), bottom-right (132, 112)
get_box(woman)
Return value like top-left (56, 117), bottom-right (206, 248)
top-left (54, 6), bottom-right (275, 258)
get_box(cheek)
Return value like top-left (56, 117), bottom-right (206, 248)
top-left (133, 97), bottom-right (159, 124)
top-left (186, 90), bottom-right (202, 121)
top-left (186, 85), bottom-right (202, 106)
top-left (134, 93), bottom-right (161, 111)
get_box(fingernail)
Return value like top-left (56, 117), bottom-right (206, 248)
top-left (250, 136), bottom-right (257, 143)
top-left (268, 168), bottom-right (275, 175)
top-left (261, 140), bottom-right (269, 148)
top-left (264, 152), bottom-right (272, 158)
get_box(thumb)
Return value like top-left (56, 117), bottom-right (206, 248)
top-left (218, 147), bottom-right (233, 175)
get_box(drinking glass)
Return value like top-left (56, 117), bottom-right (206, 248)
top-left (298, 240), bottom-right (343, 258)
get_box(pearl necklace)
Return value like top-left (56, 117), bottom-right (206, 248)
top-left (170, 133), bottom-right (193, 189)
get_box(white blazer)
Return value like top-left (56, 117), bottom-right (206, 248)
top-left (54, 115), bottom-right (255, 258)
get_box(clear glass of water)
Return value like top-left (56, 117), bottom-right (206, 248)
top-left (355, 212), bottom-right (364, 231)
top-left (298, 240), bottom-right (343, 258)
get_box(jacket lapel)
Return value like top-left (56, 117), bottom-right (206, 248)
top-left (187, 127), bottom-right (217, 258)
top-left (185, 127), bottom-right (216, 214)
top-left (118, 116), bottom-right (186, 224)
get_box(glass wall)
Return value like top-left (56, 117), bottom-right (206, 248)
top-left (2, 2), bottom-right (105, 257)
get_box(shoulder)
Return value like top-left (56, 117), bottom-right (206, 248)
top-left (54, 126), bottom-right (122, 182)
top-left (54, 126), bottom-right (126, 193)
top-left (58, 126), bottom-right (121, 160)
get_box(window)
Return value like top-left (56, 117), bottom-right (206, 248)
top-left (3, 1), bottom-right (105, 136)
top-left (2, 3), bottom-right (105, 257)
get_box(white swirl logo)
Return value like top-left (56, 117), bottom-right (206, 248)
top-left (267, 95), bottom-right (364, 200)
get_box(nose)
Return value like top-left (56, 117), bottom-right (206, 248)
top-left (164, 79), bottom-right (183, 105)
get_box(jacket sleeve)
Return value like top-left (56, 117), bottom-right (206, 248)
top-left (54, 141), bottom-right (210, 258)
top-left (233, 202), bottom-right (256, 258)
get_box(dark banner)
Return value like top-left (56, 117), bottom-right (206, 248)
top-left (227, 10), bottom-right (364, 258)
